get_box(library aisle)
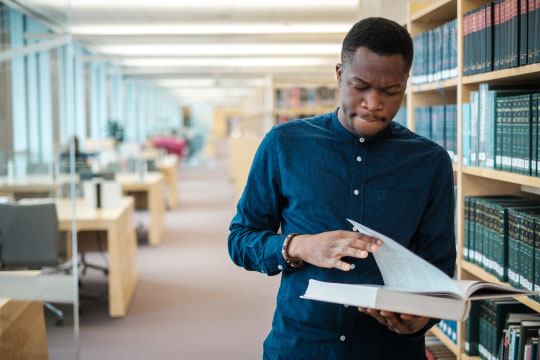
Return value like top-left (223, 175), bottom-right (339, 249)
top-left (48, 154), bottom-right (280, 359)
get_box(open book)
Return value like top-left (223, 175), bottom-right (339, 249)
top-left (300, 219), bottom-right (534, 321)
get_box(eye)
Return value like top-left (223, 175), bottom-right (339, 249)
top-left (383, 89), bottom-right (401, 96)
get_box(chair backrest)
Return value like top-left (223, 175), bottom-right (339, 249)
top-left (0, 202), bottom-right (59, 268)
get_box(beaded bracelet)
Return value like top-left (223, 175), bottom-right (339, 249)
top-left (281, 233), bottom-right (304, 268)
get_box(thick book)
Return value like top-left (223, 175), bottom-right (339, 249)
top-left (301, 220), bottom-right (534, 321)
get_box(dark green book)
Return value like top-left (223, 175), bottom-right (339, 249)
top-left (521, 0), bottom-right (529, 65)
top-left (466, 301), bottom-right (481, 356)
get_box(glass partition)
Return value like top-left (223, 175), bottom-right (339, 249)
top-left (0, 2), bottom-right (80, 358)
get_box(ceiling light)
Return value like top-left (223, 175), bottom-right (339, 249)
top-left (71, 24), bottom-right (351, 35)
top-left (99, 44), bottom-right (340, 56)
top-left (44, 0), bottom-right (357, 9)
top-left (122, 57), bottom-right (334, 67)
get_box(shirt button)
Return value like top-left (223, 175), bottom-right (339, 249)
top-left (352, 226), bottom-right (356, 232)
top-left (350, 264), bottom-right (356, 270)
top-left (356, 156), bottom-right (362, 162)
top-left (340, 335), bottom-right (346, 342)
top-left (277, 265), bottom-right (283, 271)
top-left (359, 137), bottom-right (365, 143)
top-left (353, 189), bottom-right (359, 196)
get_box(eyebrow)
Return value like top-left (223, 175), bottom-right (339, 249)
top-left (351, 76), bottom-right (402, 90)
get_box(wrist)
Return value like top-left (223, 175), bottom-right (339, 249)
top-left (282, 233), bottom-right (304, 268)
top-left (286, 234), bottom-right (305, 260)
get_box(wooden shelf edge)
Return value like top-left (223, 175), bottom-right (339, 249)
top-left (429, 326), bottom-right (459, 356)
top-left (461, 353), bottom-right (481, 360)
top-left (462, 63), bottom-right (540, 85)
top-left (461, 261), bottom-right (540, 313)
top-left (410, 0), bottom-right (456, 23)
top-left (462, 166), bottom-right (540, 187)
top-left (273, 107), bottom-right (336, 115)
top-left (410, 78), bottom-right (458, 93)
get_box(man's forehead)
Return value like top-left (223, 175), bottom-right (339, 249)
top-left (344, 48), bottom-right (408, 80)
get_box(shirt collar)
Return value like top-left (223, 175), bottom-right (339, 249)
top-left (331, 107), bottom-right (394, 143)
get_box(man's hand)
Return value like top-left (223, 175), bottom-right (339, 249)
top-left (287, 230), bottom-right (382, 271)
top-left (359, 308), bottom-right (430, 335)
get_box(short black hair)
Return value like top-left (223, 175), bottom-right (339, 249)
top-left (341, 17), bottom-right (413, 70)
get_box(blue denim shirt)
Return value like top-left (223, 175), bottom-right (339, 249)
top-left (228, 110), bottom-right (456, 360)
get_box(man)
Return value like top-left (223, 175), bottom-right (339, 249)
top-left (228, 17), bottom-right (456, 359)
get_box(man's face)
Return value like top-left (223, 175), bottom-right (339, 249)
top-left (336, 46), bottom-right (409, 138)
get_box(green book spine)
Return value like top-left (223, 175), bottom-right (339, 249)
top-left (532, 94), bottom-right (540, 176)
top-left (534, 216), bottom-right (540, 301)
top-left (520, 214), bottom-right (535, 290)
top-left (531, 93), bottom-right (538, 177)
top-left (528, 0), bottom-right (535, 63)
top-left (495, 1), bottom-right (501, 70)
top-left (508, 210), bottom-right (520, 287)
top-left (465, 197), bottom-right (471, 261)
top-left (466, 302), bottom-right (481, 356)
top-left (496, 97), bottom-right (505, 169)
top-left (521, 0), bottom-right (529, 65)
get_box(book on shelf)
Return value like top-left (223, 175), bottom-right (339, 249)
top-left (465, 0), bottom-right (540, 76)
top-left (301, 219), bottom-right (533, 322)
top-left (411, 19), bottom-right (457, 84)
top-left (436, 319), bottom-right (457, 344)
top-left (477, 299), bottom-right (533, 360)
top-left (414, 105), bottom-right (457, 161)
top-left (463, 86), bottom-right (540, 175)
top-left (499, 313), bottom-right (540, 360)
top-left (464, 196), bottom-right (540, 285)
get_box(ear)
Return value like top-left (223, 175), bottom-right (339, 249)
top-left (336, 63), bottom-right (343, 84)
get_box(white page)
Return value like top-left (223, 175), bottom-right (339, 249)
top-left (347, 219), bottom-right (459, 294)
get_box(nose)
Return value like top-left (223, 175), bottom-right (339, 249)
top-left (361, 89), bottom-right (383, 113)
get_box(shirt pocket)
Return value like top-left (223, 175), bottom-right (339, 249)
top-left (373, 189), bottom-right (427, 247)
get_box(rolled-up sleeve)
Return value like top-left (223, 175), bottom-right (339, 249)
top-left (228, 130), bottom-right (289, 276)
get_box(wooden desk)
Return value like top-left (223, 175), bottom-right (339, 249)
top-left (156, 155), bottom-right (180, 209)
top-left (56, 198), bottom-right (138, 318)
top-left (115, 173), bottom-right (165, 246)
top-left (0, 299), bottom-right (48, 359)
top-left (0, 175), bottom-right (73, 199)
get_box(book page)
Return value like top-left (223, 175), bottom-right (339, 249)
top-left (348, 219), bottom-right (460, 295)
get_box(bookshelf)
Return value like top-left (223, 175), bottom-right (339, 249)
top-left (410, 77), bottom-right (458, 93)
top-left (430, 326), bottom-right (460, 356)
top-left (404, 0), bottom-right (540, 358)
top-left (272, 85), bottom-right (338, 124)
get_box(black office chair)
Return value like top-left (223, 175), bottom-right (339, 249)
top-left (0, 201), bottom-right (66, 325)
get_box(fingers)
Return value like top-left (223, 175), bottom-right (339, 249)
top-left (337, 231), bottom-right (383, 252)
top-left (340, 247), bottom-right (369, 260)
top-left (334, 260), bottom-right (353, 271)
top-left (399, 313), bottom-right (419, 321)
top-left (350, 232), bottom-right (383, 251)
top-left (359, 308), bottom-right (409, 334)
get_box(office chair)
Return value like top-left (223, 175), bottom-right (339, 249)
top-left (0, 201), bottom-right (66, 325)
top-left (56, 183), bottom-right (109, 278)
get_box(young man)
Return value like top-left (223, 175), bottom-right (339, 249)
top-left (228, 17), bottom-right (456, 359)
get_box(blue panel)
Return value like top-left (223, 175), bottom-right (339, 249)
top-left (10, 9), bottom-right (28, 154)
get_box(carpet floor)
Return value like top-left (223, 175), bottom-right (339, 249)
top-left (46, 158), bottom-right (280, 359)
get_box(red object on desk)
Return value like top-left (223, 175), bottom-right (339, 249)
top-left (152, 137), bottom-right (186, 157)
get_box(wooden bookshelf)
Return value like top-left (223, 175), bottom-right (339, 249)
top-left (430, 326), bottom-right (459, 356)
top-left (462, 63), bottom-right (540, 85)
top-left (402, 0), bottom-right (540, 358)
top-left (410, 0), bottom-right (457, 24)
top-left (462, 167), bottom-right (540, 187)
top-left (410, 78), bottom-right (458, 93)
top-left (461, 261), bottom-right (540, 313)
top-left (460, 354), bottom-right (480, 360)
top-left (273, 106), bottom-right (336, 117)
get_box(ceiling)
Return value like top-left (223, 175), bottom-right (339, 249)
top-left (13, 0), bottom-right (410, 105)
